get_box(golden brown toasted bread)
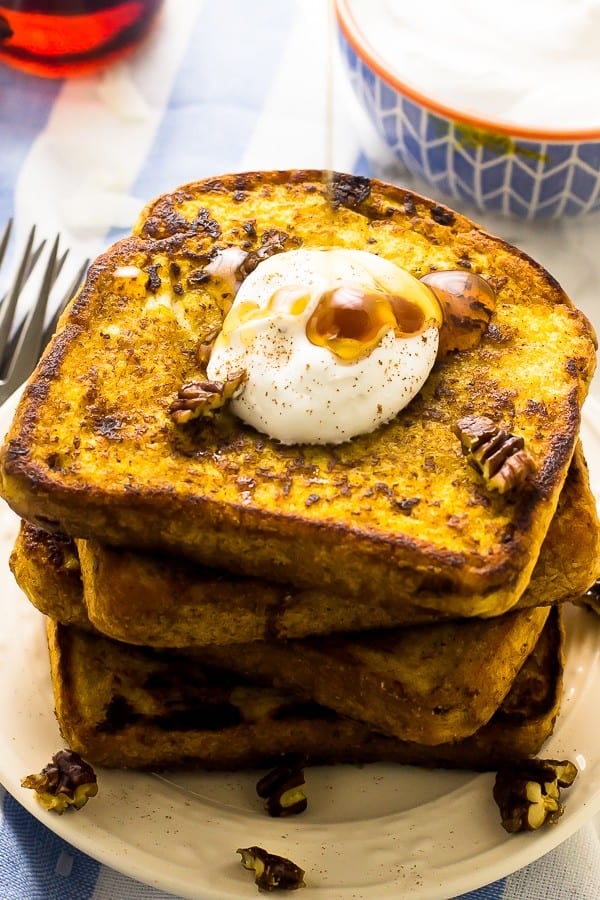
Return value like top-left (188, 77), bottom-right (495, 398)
top-left (47, 608), bottom-right (563, 771)
top-left (11, 520), bottom-right (550, 745)
top-left (79, 442), bottom-right (600, 641)
top-left (11, 442), bottom-right (599, 644)
top-left (194, 606), bottom-right (550, 745)
top-left (1, 173), bottom-right (596, 621)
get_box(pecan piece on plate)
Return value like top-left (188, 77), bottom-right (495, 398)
top-left (256, 760), bottom-right (307, 817)
top-left (21, 749), bottom-right (98, 814)
top-left (237, 846), bottom-right (306, 892)
top-left (493, 758), bottom-right (577, 833)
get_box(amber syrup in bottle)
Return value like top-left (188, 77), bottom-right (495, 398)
top-left (0, 1), bottom-right (163, 78)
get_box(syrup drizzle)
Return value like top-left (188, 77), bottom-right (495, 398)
top-left (216, 267), bottom-right (496, 366)
top-left (306, 279), bottom-right (442, 362)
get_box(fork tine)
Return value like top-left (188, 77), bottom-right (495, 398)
top-left (0, 235), bottom-right (48, 309)
top-left (54, 246), bottom-right (69, 280)
top-left (4, 234), bottom-right (61, 390)
top-left (0, 225), bottom-right (43, 355)
top-left (20, 236), bottom-right (49, 286)
top-left (0, 220), bottom-right (48, 307)
top-left (44, 257), bottom-right (88, 340)
top-left (0, 218), bottom-right (12, 268)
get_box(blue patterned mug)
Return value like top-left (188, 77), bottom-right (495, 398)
top-left (335, 0), bottom-right (600, 220)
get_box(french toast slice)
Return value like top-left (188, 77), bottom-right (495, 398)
top-left (11, 443), bottom-right (599, 644)
top-left (11, 520), bottom-right (550, 745)
top-left (1, 173), bottom-right (596, 620)
top-left (47, 608), bottom-right (563, 770)
top-left (194, 607), bottom-right (550, 745)
top-left (77, 442), bottom-right (600, 641)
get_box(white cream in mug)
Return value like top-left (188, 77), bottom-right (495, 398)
top-left (349, 0), bottom-right (600, 131)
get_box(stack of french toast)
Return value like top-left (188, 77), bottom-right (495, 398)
top-left (1, 171), bottom-right (599, 776)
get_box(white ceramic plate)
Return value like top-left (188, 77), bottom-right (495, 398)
top-left (0, 392), bottom-right (600, 900)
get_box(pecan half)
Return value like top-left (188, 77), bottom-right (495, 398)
top-left (21, 749), bottom-right (98, 814)
top-left (237, 846), bottom-right (306, 892)
top-left (256, 760), bottom-right (307, 817)
top-left (196, 326), bottom-right (221, 368)
top-left (420, 270), bottom-right (496, 356)
top-left (169, 370), bottom-right (246, 424)
top-left (453, 415), bottom-right (536, 493)
top-left (493, 758), bottom-right (578, 833)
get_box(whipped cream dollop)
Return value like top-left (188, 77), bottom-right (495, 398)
top-left (351, 0), bottom-right (600, 130)
top-left (206, 248), bottom-right (441, 445)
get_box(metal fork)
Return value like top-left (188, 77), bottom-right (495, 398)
top-left (0, 220), bottom-right (88, 405)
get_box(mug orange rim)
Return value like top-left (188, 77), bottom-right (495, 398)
top-left (335, 0), bottom-right (600, 143)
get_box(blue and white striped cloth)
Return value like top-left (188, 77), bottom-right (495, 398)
top-left (1, 2), bottom-right (600, 897)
